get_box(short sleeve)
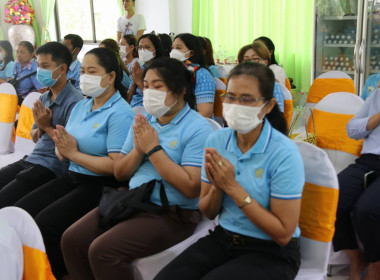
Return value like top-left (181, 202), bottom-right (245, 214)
top-left (361, 74), bottom-right (379, 101)
top-left (194, 68), bottom-right (216, 104)
top-left (270, 147), bottom-right (304, 200)
top-left (138, 14), bottom-right (146, 31)
top-left (181, 122), bottom-right (212, 168)
top-left (273, 82), bottom-right (284, 113)
top-left (5, 62), bottom-right (14, 78)
top-left (117, 17), bottom-right (123, 32)
top-left (120, 122), bottom-right (135, 155)
top-left (106, 110), bottom-right (134, 153)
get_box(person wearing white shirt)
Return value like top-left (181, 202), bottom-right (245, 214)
top-left (117, 0), bottom-right (146, 42)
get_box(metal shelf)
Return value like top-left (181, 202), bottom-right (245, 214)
top-left (323, 16), bottom-right (358, 20)
top-left (370, 44), bottom-right (380, 48)
top-left (323, 44), bottom-right (355, 47)
top-left (321, 68), bottom-right (355, 75)
top-left (369, 69), bottom-right (380, 74)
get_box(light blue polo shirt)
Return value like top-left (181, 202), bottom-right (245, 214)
top-left (65, 91), bottom-right (134, 176)
top-left (361, 73), bottom-right (380, 101)
top-left (67, 59), bottom-right (81, 91)
top-left (274, 82), bottom-right (285, 112)
top-left (122, 71), bottom-right (131, 89)
top-left (201, 120), bottom-right (305, 240)
top-left (0, 61), bottom-right (14, 80)
top-left (26, 82), bottom-right (84, 177)
top-left (12, 59), bottom-right (43, 98)
top-left (129, 63), bottom-right (146, 107)
top-left (121, 104), bottom-right (213, 209)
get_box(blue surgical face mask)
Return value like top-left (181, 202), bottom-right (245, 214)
top-left (37, 65), bottom-right (62, 87)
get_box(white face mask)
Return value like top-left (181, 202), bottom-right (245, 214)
top-left (0, 53), bottom-right (4, 61)
top-left (80, 73), bottom-right (109, 98)
top-left (138, 49), bottom-right (155, 63)
top-left (223, 102), bottom-right (267, 134)
top-left (169, 49), bottom-right (191, 62)
top-left (143, 88), bottom-right (178, 118)
top-left (120, 46), bottom-right (127, 57)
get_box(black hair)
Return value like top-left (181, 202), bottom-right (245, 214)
top-left (36, 42), bottom-right (72, 73)
top-left (157, 33), bottom-right (172, 57)
top-left (174, 33), bottom-right (208, 69)
top-left (123, 34), bottom-right (138, 58)
top-left (18, 41), bottom-right (34, 54)
top-left (138, 34), bottom-right (164, 60)
top-left (86, 48), bottom-right (127, 99)
top-left (63, 34), bottom-right (84, 51)
top-left (143, 57), bottom-right (196, 109)
top-left (0, 40), bottom-right (14, 71)
top-left (254, 36), bottom-right (278, 65)
top-left (228, 62), bottom-right (287, 135)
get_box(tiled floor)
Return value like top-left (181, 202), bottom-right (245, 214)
top-left (328, 265), bottom-right (350, 280)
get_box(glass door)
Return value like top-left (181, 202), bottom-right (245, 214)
top-left (314, 0), bottom-right (360, 81)
top-left (361, 0), bottom-right (380, 95)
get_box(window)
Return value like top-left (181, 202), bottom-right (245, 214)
top-left (55, 0), bottom-right (120, 43)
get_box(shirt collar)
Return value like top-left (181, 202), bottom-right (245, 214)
top-left (226, 119), bottom-right (272, 157)
top-left (19, 59), bottom-right (34, 70)
top-left (85, 90), bottom-right (122, 113)
top-left (70, 59), bottom-right (80, 71)
top-left (46, 82), bottom-right (73, 106)
top-left (150, 103), bottom-right (191, 126)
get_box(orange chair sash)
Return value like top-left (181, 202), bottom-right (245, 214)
top-left (285, 78), bottom-right (291, 91)
top-left (307, 78), bottom-right (355, 104)
top-left (16, 104), bottom-right (34, 140)
top-left (307, 109), bottom-right (363, 157)
top-left (0, 93), bottom-right (18, 123)
top-left (299, 182), bottom-right (339, 243)
top-left (22, 245), bottom-right (55, 280)
top-left (284, 100), bottom-right (293, 129)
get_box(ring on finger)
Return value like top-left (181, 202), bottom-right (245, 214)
top-left (218, 160), bottom-right (223, 167)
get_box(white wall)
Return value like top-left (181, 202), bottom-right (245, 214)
top-left (136, 0), bottom-right (192, 35)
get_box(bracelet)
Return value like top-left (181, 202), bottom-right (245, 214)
top-left (239, 196), bottom-right (252, 209)
top-left (146, 145), bottom-right (163, 158)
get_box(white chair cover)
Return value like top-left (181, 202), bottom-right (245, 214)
top-left (318, 71), bottom-right (352, 79)
top-left (0, 92), bottom-right (40, 169)
top-left (0, 216), bottom-right (23, 280)
top-left (0, 83), bottom-right (18, 155)
top-left (131, 216), bottom-right (217, 280)
top-left (205, 118), bottom-right (222, 130)
top-left (314, 92), bottom-right (364, 174)
top-left (295, 142), bottom-right (339, 280)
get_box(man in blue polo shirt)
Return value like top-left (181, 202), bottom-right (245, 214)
top-left (63, 34), bottom-right (83, 91)
top-left (0, 41), bottom-right (83, 207)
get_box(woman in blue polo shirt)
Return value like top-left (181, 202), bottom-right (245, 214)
top-left (13, 41), bottom-right (44, 104)
top-left (13, 47), bottom-right (135, 278)
top-left (0, 40), bottom-right (14, 84)
top-left (61, 57), bottom-right (213, 279)
top-left (170, 33), bottom-right (216, 118)
top-left (127, 33), bottom-right (164, 107)
top-left (155, 63), bottom-right (305, 280)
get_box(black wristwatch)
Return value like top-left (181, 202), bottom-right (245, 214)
top-left (146, 145), bottom-right (163, 158)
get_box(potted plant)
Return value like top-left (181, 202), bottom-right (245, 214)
top-left (4, 0), bottom-right (36, 48)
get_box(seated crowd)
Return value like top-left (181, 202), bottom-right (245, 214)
top-left (0, 2), bottom-right (379, 279)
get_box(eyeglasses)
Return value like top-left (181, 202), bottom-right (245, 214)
top-left (222, 94), bottom-right (266, 105)
top-left (243, 57), bottom-right (265, 63)
top-left (137, 46), bottom-right (154, 51)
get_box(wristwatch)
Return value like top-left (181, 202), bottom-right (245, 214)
top-left (239, 196), bottom-right (252, 209)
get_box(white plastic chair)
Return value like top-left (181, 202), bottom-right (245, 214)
top-left (205, 117), bottom-right (222, 131)
top-left (0, 83), bottom-right (18, 154)
top-left (0, 207), bottom-right (55, 280)
top-left (313, 92), bottom-right (364, 174)
top-left (0, 92), bottom-right (40, 168)
top-left (294, 142), bottom-right (339, 280)
top-left (0, 216), bottom-right (23, 280)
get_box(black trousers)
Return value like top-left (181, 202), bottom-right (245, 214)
top-left (0, 158), bottom-right (56, 208)
top-left (154, 225), bottom-right (300, 280)
top-left (333, 153), bottom-right (380, 262)
top-left (12, 171), bottom-right (124, 279)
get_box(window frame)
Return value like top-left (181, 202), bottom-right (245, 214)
top-left (54, 0), bottom-right (99, 43)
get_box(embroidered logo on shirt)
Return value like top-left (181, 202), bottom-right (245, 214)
top-left (368, 86), bottom-right (375, 92)
top-left (93, 123), bottom-right (100, 129)
top-left (169, 140), bottom-right (178, 149)
top-left (255, 168), bottom-right (264, 178)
